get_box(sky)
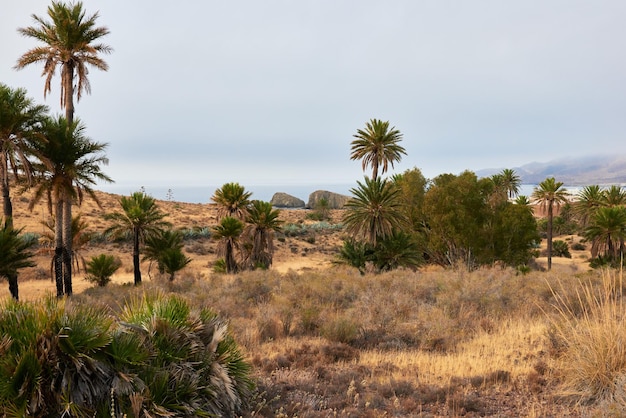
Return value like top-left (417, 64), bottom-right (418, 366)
top-left (2, 1), bottom-right (626, 201)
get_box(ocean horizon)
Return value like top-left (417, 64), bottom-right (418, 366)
top-left (96, 183), bottom-right (584, 205)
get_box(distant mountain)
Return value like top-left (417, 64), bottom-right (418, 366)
top-left (476, 155), bottom-right (626, 185)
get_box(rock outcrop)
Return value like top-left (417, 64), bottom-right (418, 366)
top-left (307, 190), bottom-right (350, 209)
top-left (270, 192), bottom-right (306, 208)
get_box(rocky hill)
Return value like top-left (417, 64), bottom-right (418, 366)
top-left (477, 154), bottom-right (626, 185)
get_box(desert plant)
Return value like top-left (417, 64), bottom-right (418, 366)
top-left (0, 219), bottom-right (36, 300)
top-left (350, 118), bottom-right (406, 181)
top-left (531, 177), bottom-right (569, 270)
top-left (159, 247), bottom-right (191, 281)
top-left (547, 272), bottom-right (626, 405)
top-left (211, 182), bottom-right (252, 220)
top-left (551, 240), bottom-right (571, 258)
top-left (117, 292), bottom-right (253, 416)
top-left (243, 200), bottom-right (283, 269)
top-left (213, 216), bottom-right (244, 273)
top-left (85, 253), bottom-right (121, 287)
top-left (105, 191), bottom-right (170, 285)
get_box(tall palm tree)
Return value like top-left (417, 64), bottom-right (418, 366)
top-left (0, 219), bottom-right (36, 300)
top-left (29, 115), bottom-right (111, 296)
top-left (500, 168), bottom-right (521, 199)
top-left (212, 216), bottom-right (244, 273)
top-left (343, 176), bottom-right (408, 246)
top-left (572, 185), bottom-right (605, 228)
top-left (583, 206), bottom-right (626, 261)
top-left (211, 182), bottom-right (252, 220)
top-left (350, 118), bottom-right (406, 180)
top-left (105, 192), bottom-right (170, 285)
top-left (0, 83), bottom-right (48, 224)
top-left (15, 1), bottom-right (112, 126)
top-left (531, 177), bottom-right (569, 270)
top-left (243, 200), bottom-right (283, 269)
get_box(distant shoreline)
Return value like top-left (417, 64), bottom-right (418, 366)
top-left (95, 183), bottom-right (586, 205)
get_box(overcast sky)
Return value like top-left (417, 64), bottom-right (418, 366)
top-left (2, 1), bottom-right (626, 198)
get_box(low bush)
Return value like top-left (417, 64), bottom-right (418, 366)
top-left (0, 293), bottom-right (253, 417)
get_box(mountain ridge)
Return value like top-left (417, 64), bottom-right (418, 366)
top-left (476, 154), bottom-right (626, 185)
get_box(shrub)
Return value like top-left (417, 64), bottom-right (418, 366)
top-left (547, 272), bottom-right (626, 405)
top-left (552, 240), bottom-right (571, 258)
top-left (85, 253), bottom-right (121, 287)
top-left (0, 293), bottom-right (253, 417)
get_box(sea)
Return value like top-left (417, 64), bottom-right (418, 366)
top-left (96, 183), bottom-right (584, 204)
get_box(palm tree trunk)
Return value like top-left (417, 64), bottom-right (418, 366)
top-left (63, 63), bottom-right (75, 126)
top-left (547, 202), bottom-right (553, 271)
top-left (8, 273), bottom-right (18, 301)
top-left (133, 227), bottom-right (142, 285)
top-left (54, 198), bottom-right (64, 297)
top-left (62, 198), bottom-right (73, 296)
top-left (1, 152), bottom-right (12, 224)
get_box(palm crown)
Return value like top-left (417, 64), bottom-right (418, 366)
top-left (350, 118), bottom-right (407, 180)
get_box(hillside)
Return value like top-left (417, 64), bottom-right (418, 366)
top-left (477, 154), bottom-right (626, 185)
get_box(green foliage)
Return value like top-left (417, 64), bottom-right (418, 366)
top-left (338, 232), bottom-right (423, 274)
top-left (211, 182), bottom-right (252, 220)
top-left (350, 118), bottom-right (407, 180)
top-left (343, 176), bottom-right (408, 245)
top-left (552, 240), bottom-right (572, 258)
top-left (85, 253), bottom-right (121, 287)
top-left (308, 197), bottom-right (331, 221)
top-left (0, 293), bottom-right (253, 417)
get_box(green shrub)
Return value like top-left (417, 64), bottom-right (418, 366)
top-left (0, 293), bottom-right (253, 417)
top-left (85, 253), bottom-right (121, 287)
top-left (552, 240), bottom-right (571, 258)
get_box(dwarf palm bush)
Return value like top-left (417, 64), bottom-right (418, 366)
top-left (85, 253), bottom-right (121, 287)
top-left (0, 293), bottom-right (253, 417)
top-left (116, 292), bottom-right (253, 416)
top-left (0, 296), bottom-right (114, 417)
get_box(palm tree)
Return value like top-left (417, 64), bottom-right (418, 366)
top-left (531, 177), bottom-right (569, 270)
top-left (15, 1), bottom-right (112, 126)
top-left (160, 248), bottom-right (191, 281)
top-left (0, 84), bottom-right (48, 224)
top-left (343, 176), bottom-right (408, 246)
top-left (243, 200), bottom-right (283, 269)
top-left (350, 118), bottom-right (407, 180)
top-left (29, 115), bottom-right (111, 296)
top-left (0, 219), bottom-right (36, 300)
top-left (212, 216), bottom-right (244, 273)
top-left (105, 191), bottom-right (170, 285)
top-left (601, 185), bottom-right (626, 207)
top-left (583, 206), bottom-right (626, 261)
top-left (500, 168), bottom-right (521, 199)
top-left (572, 185), bottom-right (605, 227)
top-left (143, 228), bottom-right (184, 276)
top-left (84, 253), bottom-right (121, 287)
top-left (40, 214), bottom-right (91, 274)
top-left (211, 182), bottom-right (252, 220)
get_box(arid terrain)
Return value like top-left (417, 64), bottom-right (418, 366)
top-left (2, 189), bottom-right (609, 417)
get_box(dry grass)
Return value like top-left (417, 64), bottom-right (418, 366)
top-left (1, 188), bottom-right (617, 416)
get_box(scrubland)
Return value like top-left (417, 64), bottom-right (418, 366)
top-left (4, 191), bottom-right (625, 416)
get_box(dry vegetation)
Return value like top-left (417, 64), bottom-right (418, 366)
top-left (3, 189), bottom-right (623, 417)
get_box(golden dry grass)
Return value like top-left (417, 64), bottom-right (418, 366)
top-left (0, 188), bottom-right (612, 416)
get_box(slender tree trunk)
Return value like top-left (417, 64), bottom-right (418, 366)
top-left (8, 274), bottom-right (18, 301)
top-left (1, 152), bottom-right (13, 224)
top-left (547, 201), bottom-right (553, 271)
top-left (63, 63), bottom-right (75, 126)
top-left (62, 199), bottom-right (73, 296)
top-left (133, 227), bottom-right (142, 285)
top-left (54, 198), bottom-right (64, 297)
